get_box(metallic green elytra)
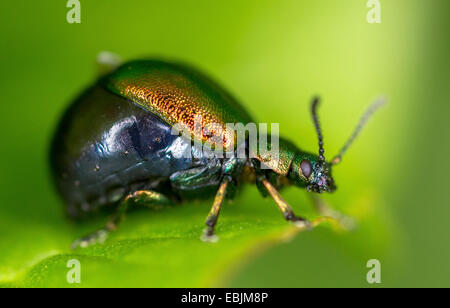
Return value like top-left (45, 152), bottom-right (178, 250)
top-left (50, 56), bottom-right (384, 248)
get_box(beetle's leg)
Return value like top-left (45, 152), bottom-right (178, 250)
top-left (309, 194), bottom-right (356, 230)
top-left (108, 190), bottom-right (171, 230)
top-left (71, 190), bottom-right (170, 249)
top-left (261, 179), bottom-right (312, 229)
top-left (201, 177), bottom-right (230, 243)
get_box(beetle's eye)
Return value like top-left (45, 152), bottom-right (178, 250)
top-left (300, 160), bottom-right (312, 178)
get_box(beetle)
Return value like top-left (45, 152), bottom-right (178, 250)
top-left (50, 57), bottom-right (384, 248)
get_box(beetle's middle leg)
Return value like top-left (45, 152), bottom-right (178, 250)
top-left (71, 190), bottom-right (170, 249)
top-left (201, 177), bottom-right (231, 243)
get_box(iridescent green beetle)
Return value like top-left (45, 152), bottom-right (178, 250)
top-left (50, 54), bottom-right (384, 248)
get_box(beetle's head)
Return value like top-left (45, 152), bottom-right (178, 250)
top-left (289, 154), bottom-right (336, 193)
top-left (287, 96), bottom-right (385, 193)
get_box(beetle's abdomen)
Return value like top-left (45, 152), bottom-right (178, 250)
top-left (50, 85), bottom-right (205, 218)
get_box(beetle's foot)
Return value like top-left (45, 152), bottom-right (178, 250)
top-left (335, 213), bottom-right (357, 231)
top-left (318, 206), bottom-right (357, 231)
top-left (288, 216), bottom-right (313, 231)
top-left (312, 196), bottom-right (357, 231)
top-left (71, 229), bottom-right (109, 249)
top-left (201, 227), bottom-right (219, 243)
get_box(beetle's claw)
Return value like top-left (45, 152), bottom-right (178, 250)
top-left (71, 229), bottom-right (109, 249)
top-left (201, 227), bottom-right (219, 243)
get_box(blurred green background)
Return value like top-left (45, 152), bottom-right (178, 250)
top-left (0, 0), bottom-right (449, 287)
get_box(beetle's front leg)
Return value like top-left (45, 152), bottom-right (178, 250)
top-left (71, 190), bottom-right (170, 249)
top-left (309, 194), bottom-right (356, 230)
top-left (261, 178), bottom-right (312, 229)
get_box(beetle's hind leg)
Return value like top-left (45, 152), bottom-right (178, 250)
top-left (201, 177), bottom-right (231, 243)
top-left (96, 51), bottom-right (122, 76)
top-left (71, 190), bottom-right (170, 249)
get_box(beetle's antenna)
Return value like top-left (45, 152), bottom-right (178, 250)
top-left (311, 97), bottom-right (325, 163)
top-left (331, 96), bottom-right (386, 165)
